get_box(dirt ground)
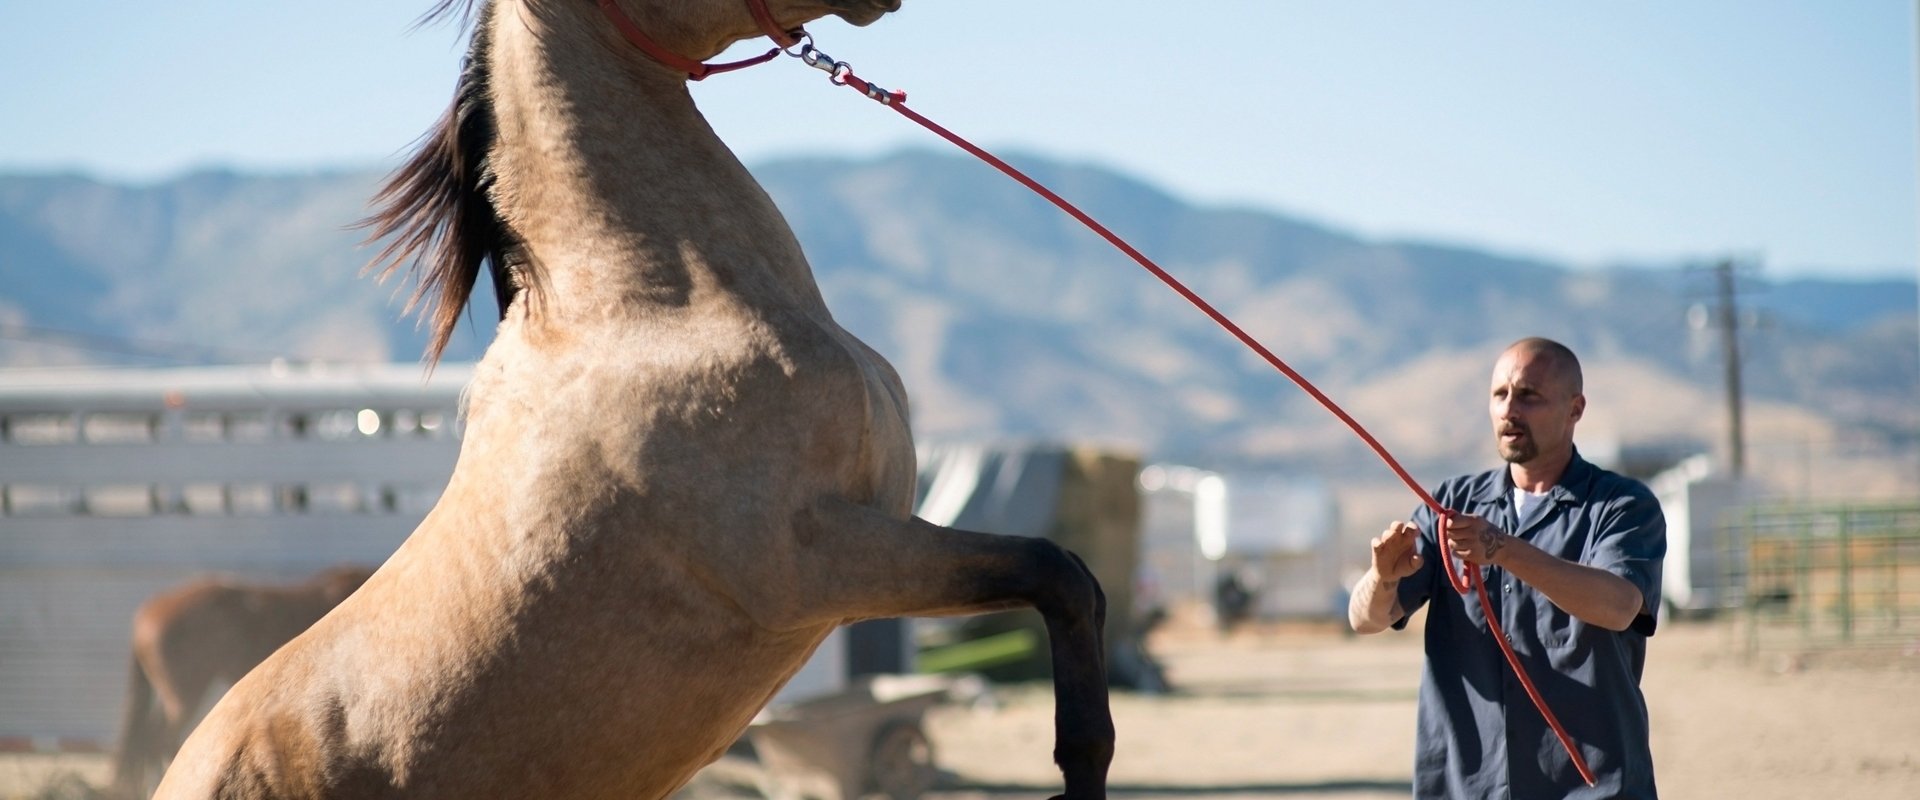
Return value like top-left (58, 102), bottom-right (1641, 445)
top-left (916, 612), bottom-right (1920, 800)
top-left (6, 611), bottom-right (1917, 799)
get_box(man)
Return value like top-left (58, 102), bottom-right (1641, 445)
top-left (1348, 337), bottom-right (1665, 798)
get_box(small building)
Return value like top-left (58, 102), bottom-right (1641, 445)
top-left (1647, 454), bottom-right (1765, 618)
top-left (1138, 465), bottom-right (1342, 621)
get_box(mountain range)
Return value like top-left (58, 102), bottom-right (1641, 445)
top-left (2, 151), bottom-right (1914, 496)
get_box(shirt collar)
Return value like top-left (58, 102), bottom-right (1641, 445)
top-left (1474, 448), bottom-right (1595, 506)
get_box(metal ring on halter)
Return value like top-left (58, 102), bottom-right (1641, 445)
top-left (781, 31), bottom-right (814, 59)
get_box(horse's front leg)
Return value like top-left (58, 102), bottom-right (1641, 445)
top-left (786, 496), bottom-right (1113, 800)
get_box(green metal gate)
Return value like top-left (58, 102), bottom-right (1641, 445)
top-left (1729, 504), bottom-right (1920, 654)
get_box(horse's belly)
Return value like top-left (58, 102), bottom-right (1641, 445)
top-left (373, 608), bottom-right (829, 798)
top-left (160, 576), bottom-right (831, 800)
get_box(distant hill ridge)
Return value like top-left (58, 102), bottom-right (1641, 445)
top-left (2, 151), bottom-right (1914, 479)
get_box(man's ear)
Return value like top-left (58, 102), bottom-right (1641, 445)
top-left (1570, 394), bottom-right (1586, 423)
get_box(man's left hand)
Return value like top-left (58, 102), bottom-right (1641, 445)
top-left (1442, 513), bottom-right (1512, 566)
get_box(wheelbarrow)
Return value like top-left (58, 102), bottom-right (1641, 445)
top-left (747, 673), bottom-right (958, 800)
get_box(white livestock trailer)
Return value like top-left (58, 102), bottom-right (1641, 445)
top-left (0, 362), bottom-right (941, 800)
top-left (0, 361), bottom-right (469, 751)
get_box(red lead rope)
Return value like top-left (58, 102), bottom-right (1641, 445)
top-left (800, 48), bottom-right (1600, 788)
top-left (592, 1), bottom-right (1594, 784)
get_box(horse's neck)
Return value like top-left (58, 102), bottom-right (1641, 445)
top-left (488, 4), bottom-right (825, 323)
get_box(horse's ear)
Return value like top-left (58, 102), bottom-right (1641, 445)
top-left (357, 7), bottom-right (513, 366)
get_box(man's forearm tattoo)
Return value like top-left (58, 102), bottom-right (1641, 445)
top-left (1481, 526), bottom-right (1510, 561)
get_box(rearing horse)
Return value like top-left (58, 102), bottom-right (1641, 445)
top-left (154, 2), bottom-right (1113, 798)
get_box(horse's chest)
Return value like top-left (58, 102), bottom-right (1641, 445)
top-left (679, 324), bottom-right (902, 429)
top-left (568, 319), bottom-right (910, 472)
top-left (739, 322), bottom-right (914, 504)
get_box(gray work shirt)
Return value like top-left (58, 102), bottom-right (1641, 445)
top-left (1394, 452), bottom-right (1665, 799)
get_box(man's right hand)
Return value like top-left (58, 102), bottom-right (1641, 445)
top-left (1351, 521), bottom-right (1424, 634)
top-left (1370, 521), bottom-right (1424, 582)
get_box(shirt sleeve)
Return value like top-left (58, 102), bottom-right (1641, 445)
top-left (1586, 481), bottom-right (1668, 636)
top-left (1390, 501), bottom-right (1442, 631)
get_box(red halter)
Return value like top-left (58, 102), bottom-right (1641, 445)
top-left (595, 0), bottom-right (802, 80)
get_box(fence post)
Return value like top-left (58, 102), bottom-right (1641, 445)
top-left (1739, 508), bottom-right (1759, 659)
top-left (1837, 507), bottom-right (1853, 642)
top-left (1796, 511), bottom-right (1814, 643)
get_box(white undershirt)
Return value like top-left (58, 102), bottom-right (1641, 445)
top-left (1512, 486), bottom-right (1549, 520)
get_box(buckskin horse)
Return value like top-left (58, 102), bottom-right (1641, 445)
top-left (154, 2), bottom-right (1113, 798)
top-left (112, 565), bottom-right (374, 798)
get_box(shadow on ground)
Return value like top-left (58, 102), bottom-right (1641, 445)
top-left (951, 779), bottom-right (1414, 796)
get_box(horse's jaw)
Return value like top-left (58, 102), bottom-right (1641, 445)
top-left (824, 0), bottom-right (904, 27)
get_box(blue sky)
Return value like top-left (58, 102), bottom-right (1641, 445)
top-left (3, 1), bottom-right (1915, 279)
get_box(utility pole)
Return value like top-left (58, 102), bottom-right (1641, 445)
top-left (1712, 260), bottom-right (1747, 478)
top-left (1690, 260), bottom-right (1750, 479)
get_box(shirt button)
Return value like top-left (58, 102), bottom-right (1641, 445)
top-left (1504, 583), bottom-right (1512, 593)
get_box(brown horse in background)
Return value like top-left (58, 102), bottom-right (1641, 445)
top-left (111, 565), bottom-right (373, 799)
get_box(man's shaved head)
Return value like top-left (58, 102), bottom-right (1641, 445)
top-left (1503, 337), bottom-right (1583, 397)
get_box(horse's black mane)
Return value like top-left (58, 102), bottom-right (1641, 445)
top-left (360, 0), bottom-right (522, 365)
top-left (419, 0), bottom-right (481, 27)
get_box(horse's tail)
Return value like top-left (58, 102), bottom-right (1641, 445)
top-left (110, 653), bottom-right (159, 799)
